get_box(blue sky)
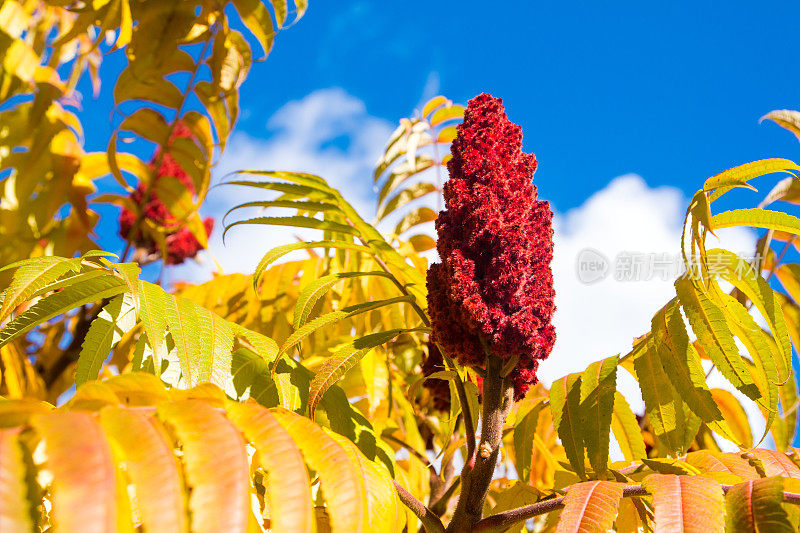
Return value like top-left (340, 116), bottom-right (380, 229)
top-left (234, 0), bottom-right (800, 208)
top-left (82, 1), bottom-right (800, 211)
top-left (74, 1), bottom-right (800, 442)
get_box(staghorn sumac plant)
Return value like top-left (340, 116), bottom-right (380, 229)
top-left (425, 93), bottom-right (557, 530)
top-left (4, 1), bottom-right (800, 528)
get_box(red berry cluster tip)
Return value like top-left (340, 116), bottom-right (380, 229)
top-left (118, 123), bottom-right (214, 265)
top-left (426, 93), bottom-right (555, 400)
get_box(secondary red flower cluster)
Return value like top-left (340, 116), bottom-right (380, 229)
top-left (118, 124), bottom-right (214, 265)
top-left (427, 93), bottom-right (556, 400)
top-left (421, 343), bottom-right (451, 412)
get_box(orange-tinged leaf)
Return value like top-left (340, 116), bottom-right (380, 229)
top-left (99, 407), bottom-right (187, 533)
top-left (683, 451), bottom-right (759, 482)
top-left (226, 402), bottom-right (314, 533)
top-left (0, 429), bottom-right (33, 531)
top-left (761, 110), bottom-right (800, 143)
top-left (725, 477), bottom-right (794, 532)
top-left (272, 408), bottom-right (369, 532)
top-left (32, 412), bottom-right (117, 533)
top-left (555, 481), bottom-right (624, 533)
top-left (642, 474), bottom-right (724, 533)
top-left (158, 400), bottom-right (250, 533)
top-left (748, 449), bottom-right (800, 479)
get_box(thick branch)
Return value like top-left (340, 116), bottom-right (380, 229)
top-left (472, 484), bottom-right (800, 533)
top-left (447, 355), bottom-right (514, 531)
top-left (394, 481), bottom-right (446, 533)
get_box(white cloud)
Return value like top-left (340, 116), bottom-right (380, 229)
top-left (539, 175), bottom-right (756, 393)
top-left (170, 88), bottom-right (393, 281)
top-left (538, 174), bottom-right (765, 453)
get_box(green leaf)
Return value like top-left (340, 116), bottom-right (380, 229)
top-left (224, 200), bottom-right (342, 222)
top-left (75, 295), bottom-right (137, 386)
top-left (293, 271), bottom-right (394, 329)
top-left (223, 180), bottom-right (329, 199)
top-left (634, 331), bottom-right (685, 455)
top-left (163, 294), bottom-right (201, 386)
top-left (227, 171), bottom-right (333, 191)
top-left (279, 295), bottom-right (415, 356)
top-left (308, 330), bottom-right (404, 418)
top-left (0, 275), bottom-right (128, 349)
top-left (137, 281), bottom-right (168, 375)
top-left (253, 241), bottom-right (373, 288)
top-left (0, 256), bottom-right (81, 321)
top-left (654, 300), bottom-right (737, 444)
top-left (610, 391), bottom-right (646, 461)
top-left (708, 249), bottom-right (792, 383)
top-left (223, 216), bottom-right (359, 243)
top-left (725, 477), bottom-right (794, 532)
top-left (675, 278), bottom-right (760, 401)
top-left (513, 398), bottom-right (547, 481)
top-left (550, 373), bottom-right (585, 479)
top-left (195, 306), bottom-right (235, 386)
top-left (579, 355), bottom-right (617, 477)
top-left (718, 293), bottom-right (779, 442)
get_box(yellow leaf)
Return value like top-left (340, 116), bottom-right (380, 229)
top-left (272, 408), bottom-right (369, 532)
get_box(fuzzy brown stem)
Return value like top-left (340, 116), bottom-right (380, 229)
top-left (394, 481), bottom-right (446, 533)
top-left (446, 355), bottom-right (514, 531)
